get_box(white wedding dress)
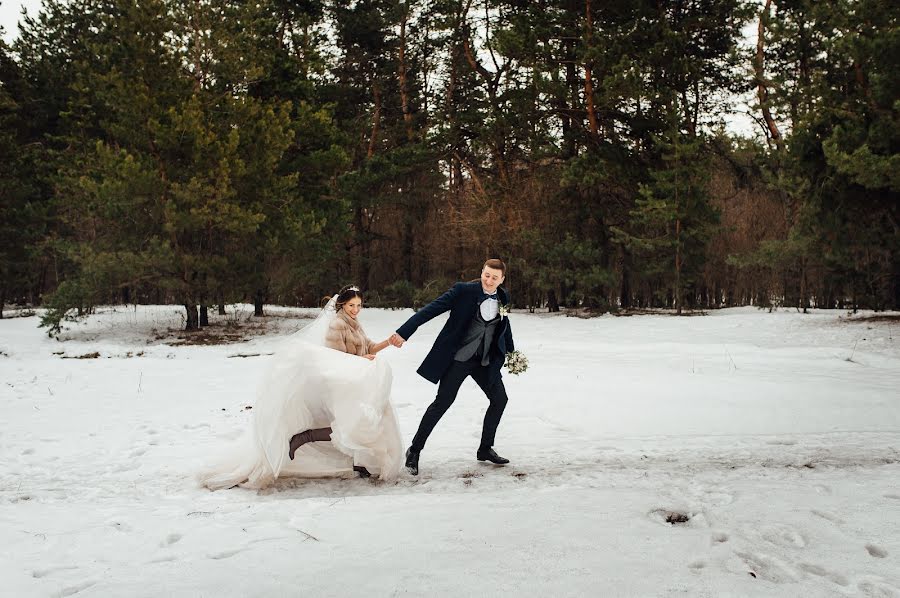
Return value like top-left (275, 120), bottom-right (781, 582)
top-left (199, 297), bottom-right (403, 490)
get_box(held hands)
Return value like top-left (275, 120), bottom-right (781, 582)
top-left (389, 333), bottom-right (406, 348)
top-left (363, 354), bottom-right (376, 361)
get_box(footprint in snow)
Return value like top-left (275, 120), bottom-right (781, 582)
top-left (32, 565), bottom-right (79, 578)
top-left (183, 423), bottom-right (210, 430)
top-left (811, 509), bottom-right (845, 525)
top-left (733, 551), bottom-right (799, 584)
top-left (688, 560), bottom-right (706, 572)
top-left (208, 548), bottom-right (245, 560)
top-left (110, 462), bottom-right (139, 473)
top-left (857, 578), bottom-right (900, 598)
top-left (58, 579), bottom-right (98, 597)
top-left (701, 490), bottom-right (734, 506)
top-left (799, 562), bottom-right (849, 587)
top-left (760, 525), bottom-right (807, 549)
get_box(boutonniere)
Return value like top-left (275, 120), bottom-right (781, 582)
top-left (499, 303), bottom-right (510, 319)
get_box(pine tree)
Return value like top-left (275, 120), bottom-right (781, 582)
top-left (0, 31), bottom-right (46, 316)
top-left (613, 125), bottom-right (718, 314)
top-left (755, 0), bottom-right (899, 309)
top-left (39, 0), bottom-right (304, 333)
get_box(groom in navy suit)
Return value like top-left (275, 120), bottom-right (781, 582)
top-left (390, 258), bottom-right (515, 475)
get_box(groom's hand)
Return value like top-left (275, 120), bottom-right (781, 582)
top-left (389, 332), bottom-right (405, 347)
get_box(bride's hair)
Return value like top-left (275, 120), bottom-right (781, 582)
top-left (334, 285), bottom-right (363, 312)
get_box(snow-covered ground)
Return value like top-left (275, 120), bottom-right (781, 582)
top-left (1, 305), bottom-right (898, 597)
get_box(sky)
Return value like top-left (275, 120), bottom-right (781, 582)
top-left (0, 0), bottom-right (39, 42)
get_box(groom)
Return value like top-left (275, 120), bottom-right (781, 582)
top-left (389, 259), bottom-right (515, 475)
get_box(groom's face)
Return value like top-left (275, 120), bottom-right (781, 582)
top-left (481, 266), bottom-right (505, 294)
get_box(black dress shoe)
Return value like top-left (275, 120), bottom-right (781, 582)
top-left (405, 447), bottom-right (420, 475)
top-left (353, 465), bottom-right (371, 479)
top-left (477, 447), bottom-right (509, 465)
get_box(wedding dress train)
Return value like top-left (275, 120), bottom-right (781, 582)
top-left (199, 300), bottom-right (402, 490)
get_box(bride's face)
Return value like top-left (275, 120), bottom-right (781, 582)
top-left (342, 296), bottom-right (362, 319)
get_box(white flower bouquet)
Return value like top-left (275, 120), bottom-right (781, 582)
top-left (504, 350), bottom-right (528, 375)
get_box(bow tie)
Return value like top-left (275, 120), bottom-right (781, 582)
top-left (482, 292), bottom-right (498, 301)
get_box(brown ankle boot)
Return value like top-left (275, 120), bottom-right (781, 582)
top-left (288, 427), bottom-right (332, 460)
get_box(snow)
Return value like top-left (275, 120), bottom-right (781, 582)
top-left (1, 305), bottom-right (899, 597)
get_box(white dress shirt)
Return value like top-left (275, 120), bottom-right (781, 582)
top-left (480, 293), bottom-right (499, 320)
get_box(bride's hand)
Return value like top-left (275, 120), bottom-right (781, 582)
top-left (363, 354), bottom-right (376, 361)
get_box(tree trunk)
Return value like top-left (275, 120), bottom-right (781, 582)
top-left (619, 248), bottom-right (631, 309)
top-left (755, 0), bottom-right (784, 151)
top-left (554, 38), bottom-right (574, 158)
top-left (397, 9), bottom-right (414, 142)
top-left (460, 16), bottom-right (510, 186)
top-left (565, 38), bottom-right (578, 156)
top-left (0, 287), bottom-right (5, 319)
top-left (355, 206), bottom-right (372, 290)
top-left (254, 289), bottom-right (264, 317)
top-left (451, 155), bottom-right (465, 270)
top-left (218, 302), bottom-right (226, 316)
top-left (200, 305), bottom-right (209, 327)
top-left (799, 258), bottom-right (808, 313)
top-left (893, 259), bottom-right (900, 311)
top-left (403, 215), bottom-right (414, 284)
top-left (583, 0), bottom-right (600, 138)
top-left (547, 289), bottom-right (560, 313)
top-left (675, 218), bottom-right (683, 315)
top-left (184, 304), bottom-right (200, 331)
top-left (36, 261), bottom-right (50, 305)
top-left (367, 83), bottom-right (382, 158)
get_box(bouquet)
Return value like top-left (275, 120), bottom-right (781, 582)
top-left (504, 350), bottom-right (528, 375)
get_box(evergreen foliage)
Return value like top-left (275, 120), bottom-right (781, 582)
top-left (0, 0), bottom-right (893, 331)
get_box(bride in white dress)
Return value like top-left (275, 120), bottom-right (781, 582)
top-left (199, 286), bottom-right (403, 490)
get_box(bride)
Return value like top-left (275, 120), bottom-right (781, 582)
top-left (199, 286), bottom-right (403, 490)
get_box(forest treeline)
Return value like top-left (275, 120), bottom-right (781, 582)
top-left (0, 0), bottom-right (896, 331)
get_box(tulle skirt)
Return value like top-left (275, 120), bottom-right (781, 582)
top-left (199, 340), bottom-right (403, 490)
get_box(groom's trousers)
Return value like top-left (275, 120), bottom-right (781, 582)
top-left (410, 356), bottom-right (508, 452)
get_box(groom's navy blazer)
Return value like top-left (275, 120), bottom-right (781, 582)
top-left (396, 281), bottom-right (515, 385)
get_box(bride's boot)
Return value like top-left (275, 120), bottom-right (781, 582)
top-left (288, 427), bottom-right (332, 460)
